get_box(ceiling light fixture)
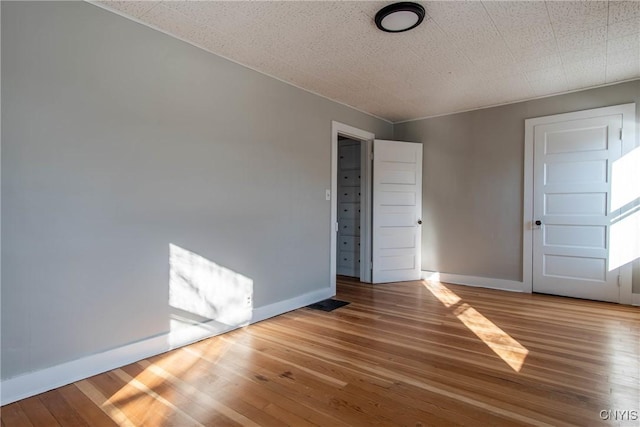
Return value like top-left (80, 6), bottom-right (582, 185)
top-left (375, 2), bottom-right (425, 33)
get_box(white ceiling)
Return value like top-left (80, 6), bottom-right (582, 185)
top-left (96, 1), bottom-right (640, 123)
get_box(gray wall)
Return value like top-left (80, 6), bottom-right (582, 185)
top-left (394, 80), bottom-right (640, 292)
top-left (1, 1), bottom-right (392, 379)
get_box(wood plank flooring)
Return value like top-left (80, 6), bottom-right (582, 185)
top-left (2, 277), bottom-right (639, 426)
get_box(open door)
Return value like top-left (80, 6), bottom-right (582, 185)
top-left (372, 140), bottom-right (423, 283)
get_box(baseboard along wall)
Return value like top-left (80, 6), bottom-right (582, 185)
top-left (0, 287), bottom-right (333, 405)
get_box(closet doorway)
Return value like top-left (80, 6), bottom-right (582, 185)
top-left (336, 136), bottom-right (369, 280)
top-left (330, 122), bottom-right (374, 292)
top-left (330, 122), bottom-right (424, 293)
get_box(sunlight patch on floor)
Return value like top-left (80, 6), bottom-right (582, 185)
top-left (75, 380), bottom-right (137, 427)
top-left (423, 279), bottom-right (461, 307)
top-left (424, 280), bottom-right (529, 372)
top-left (111, 368), bottom-right (203, 426)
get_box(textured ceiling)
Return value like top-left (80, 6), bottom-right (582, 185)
top-left (96, 1), bottom-right (640, 122)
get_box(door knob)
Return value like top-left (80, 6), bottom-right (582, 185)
top-left (535, 220), bottom-right (542, 226)
top-left (417, 220), bottom-right (423, 225)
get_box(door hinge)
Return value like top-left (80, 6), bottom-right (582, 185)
top-left (619, 128), bottom-right (623, 141)
top-left (617, 275), bottom-right (621, 287)
top-left (335, 222), bottom-right (339, 232)
top-left (370, 150), bottom-right (374, 160)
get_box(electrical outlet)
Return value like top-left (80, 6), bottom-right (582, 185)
top-left (245, 295), bottom-right (252, 307)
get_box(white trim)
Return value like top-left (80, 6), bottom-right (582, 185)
top-left (331, 122), bottom-right (375, 290)
top-left (619, 263), bottom-right (634, 306)
top-left (523, 103), bottom-right (637, 304)
top-left (250, 287), bottom-right (333, 324)
top-left (522, 122), bottom-right (534, 293)
top-left (633, 293), bottom-right (640, 306)
top-left (0, 287), bottom-right (331, 406)
top-left (422, 271), bottom-right (524, 293)
top-left (359, 140), bottom-right (373, 283)
top-left (618, 105), bottom-right (639, 305)
top-left (0, 2), bottom-right (3, 371)
top-left (394, 78), bottom-right (640, 124)
top-left (524, 103), bottom-right (637, 127)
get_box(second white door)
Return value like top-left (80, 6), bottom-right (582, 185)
top-left (532, 113), bottom-right (622, 302)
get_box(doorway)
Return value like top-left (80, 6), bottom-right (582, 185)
top-left (330, 122), bottom-right (374, 293)
top-left (523, 103), bottom-right (636, 303)
top-left (330, 122), bottom-right (424, 293)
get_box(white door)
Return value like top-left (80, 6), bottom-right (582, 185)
top-left (372, 140), bottom-right (422, 283)
top-left (533, 114), bottom-right (622, 302)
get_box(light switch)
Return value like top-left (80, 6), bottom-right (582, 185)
top-left (325, 189), bottom-right (331, 200)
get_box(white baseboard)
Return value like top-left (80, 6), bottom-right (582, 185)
top-left (422, 271), bottom-right (524, 293)
top-left (0, 287), bottom-right (333, 406)
top-left (423, 271), bottom-right (640, 306)
top-left (251, 287), bottom-right (334, 324)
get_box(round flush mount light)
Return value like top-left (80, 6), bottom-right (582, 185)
top-left (375, 2), bottom-right (425, 33)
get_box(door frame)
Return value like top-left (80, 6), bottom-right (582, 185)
top-left (522, 103), bottom-right (636, 304)
top-left (331, 121), bottom-right (374, 294)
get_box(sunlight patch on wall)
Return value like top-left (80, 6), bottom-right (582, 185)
top-left (424, 280), bottom-right (529, 372)
top-left (609, 147), bottom-right (640, 271)
top-left (610, 208), bottom-right (640, 271)
top-left (169, 244), bottom-right (253, 346)
top-left (611, 147), bottom-right (640, 212)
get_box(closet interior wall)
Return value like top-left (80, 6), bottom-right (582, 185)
top-left (337, 138), bottom-right (362, 278)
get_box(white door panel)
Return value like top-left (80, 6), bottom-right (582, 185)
top-left (545, 160), bottom-right (607, 184)
top-left (372, 140), bottom-right (422, 283)
top-left (379, 162), bottom-right (417, 184)
top-left (543, 255), bottom-right (606, 281)
top-left (375, 143), bottom-right (420, 163)
top-left (376, 210), bottom-right (416, 227)
top-left (379, 255), bottom-right (416, 270)
top-left (378, 228), bottom-right (416, 249)
top-left (544, 192), bottom-right (608, 216)
top-left (378, 191), bottom-right (417, 206)
top-left (543, 225), bottom-right (606, 249)
top-left (533, 114), bottom-right (622, 302)
top-left (543, 126), bottom-right (609, 154)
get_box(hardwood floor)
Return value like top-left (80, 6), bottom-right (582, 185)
top-left (2, 277), bottom-right (639, 426)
